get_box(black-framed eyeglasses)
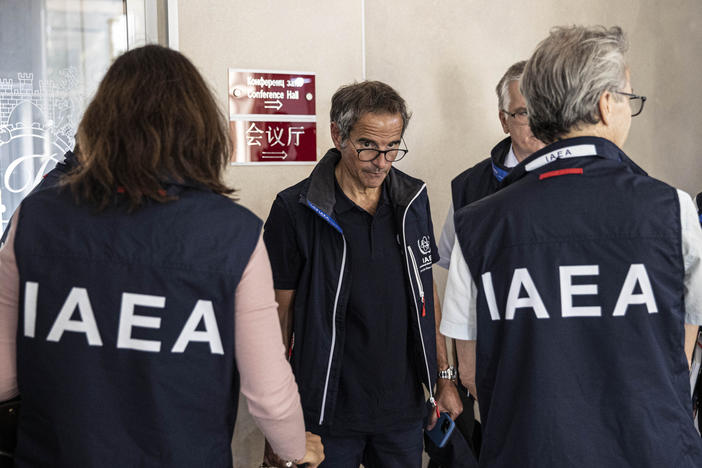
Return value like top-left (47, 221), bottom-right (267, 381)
top-left (501, 109), bottom-right (529, 125)
top-left (615, 91), bottom-right (647, 117)
top-left (349, 138), bottom-right (409, 162)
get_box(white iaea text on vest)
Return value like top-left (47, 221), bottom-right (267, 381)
top-left (23, 283), bottom-right (224, 355)
top-left (481, 263), bottom-right (658, 319)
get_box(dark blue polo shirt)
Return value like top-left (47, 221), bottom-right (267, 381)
top-left (329, 179), bottom-right (424, 435)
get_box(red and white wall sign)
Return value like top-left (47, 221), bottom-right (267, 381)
top-left (229, 69), bottom-right (316, 164)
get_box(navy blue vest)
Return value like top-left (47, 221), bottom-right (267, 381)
top-left (451, 137), bottom-right (511, 212)
top-left (454, 136), bottom-right (702, 467)
top-left (264, 149), bottom-right (438, 429)
top-left (13, 183), bottom-right (261, 467)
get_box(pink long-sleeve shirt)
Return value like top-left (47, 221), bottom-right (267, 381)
top-left (0, 206), bottom-right (305, 461)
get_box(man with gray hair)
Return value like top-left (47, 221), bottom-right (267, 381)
top-left (430, 61), bottom-right (544, 467)
top-left (441, 25), bottom-right (702, 466)
top-left (264, 80), bottom-right (462, 467)
top-left (438, 60), bottom-right (544, 277)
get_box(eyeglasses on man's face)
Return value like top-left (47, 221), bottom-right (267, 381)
top-left (615, 91), bottom-right (647, 117)
top-left (502, 109), bottom-right (529, 125)
top-left (348, 139), bottom-right (409, 162)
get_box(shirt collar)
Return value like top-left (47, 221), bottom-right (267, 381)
top-left (333, 177), bottom-right (389, 214)
top-left (504, 145), bottom-right (519, 168)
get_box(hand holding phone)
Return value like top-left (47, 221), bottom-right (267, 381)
top-left (425, 412), bottom-right (455, 448)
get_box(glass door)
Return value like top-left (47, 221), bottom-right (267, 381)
top-left (0, 0), bottom-right (172, 234)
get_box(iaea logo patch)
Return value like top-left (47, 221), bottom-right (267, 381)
top-left (418, 235), bottom-right (431, 255)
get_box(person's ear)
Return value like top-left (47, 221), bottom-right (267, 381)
top-left (598, 91), bottom-right (614, 126)
top-left (331, 122), bottom-right (343, 150)
top-left (498, 110), bottom-right (509, 134)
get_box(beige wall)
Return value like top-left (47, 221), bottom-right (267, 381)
top-left (178, 1), bottom-right (364, 221)
top-left (177, 1), bottom-right (702, 466)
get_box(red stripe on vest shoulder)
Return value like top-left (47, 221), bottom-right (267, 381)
top-left (539, 168), bottom-right (584, 180)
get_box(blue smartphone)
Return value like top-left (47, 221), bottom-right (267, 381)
top-left (425, 412), bottom-right (455, 448)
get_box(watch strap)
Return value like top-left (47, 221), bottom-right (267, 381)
top-left (438, 366), bottom-right (457, 381)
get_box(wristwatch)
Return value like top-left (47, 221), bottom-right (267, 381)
top-left (438, 366), bottom-right (457, 381)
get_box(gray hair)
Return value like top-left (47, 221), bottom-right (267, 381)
top-left (330, 81), bottom-right (411, 141)
top-left (521, 25), bottom-right (629, 143)
top-left (495, 61), bottom-right (527, 111)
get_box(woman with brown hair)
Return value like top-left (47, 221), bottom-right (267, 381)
top-left (0, 45), bottom-right (323, 467)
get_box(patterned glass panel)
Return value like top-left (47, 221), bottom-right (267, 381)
top-left (0, 0), bottom-right (127, 232)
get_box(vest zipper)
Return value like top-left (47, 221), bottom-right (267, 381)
top-left (318, 234), bottom-right (346, 425)
top-left (304, 200), bottom-right (346, 426)
top-left (401, 184), bottom-right (434, 404)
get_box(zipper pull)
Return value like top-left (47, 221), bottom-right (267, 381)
top-left (429, 396), bottom-right (439, 419)
top-left (421, 295), bottom-right (426, 317)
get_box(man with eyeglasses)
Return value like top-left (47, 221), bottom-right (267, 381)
top-left (437, 61), bottom-right (544, 282)
top-left (263, 81), bottom-right (462, 467)
top-left (428, 60), bottom-right (545, 468)
top-left (441, 25), bottom-right (702, 467)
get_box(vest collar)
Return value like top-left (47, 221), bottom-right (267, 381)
top-left (303, 148), bottom-right (425, 217)
top-left (501, 136), bottom-right (647, 187)
top-left (490, 136), bottom-right (513, 182)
